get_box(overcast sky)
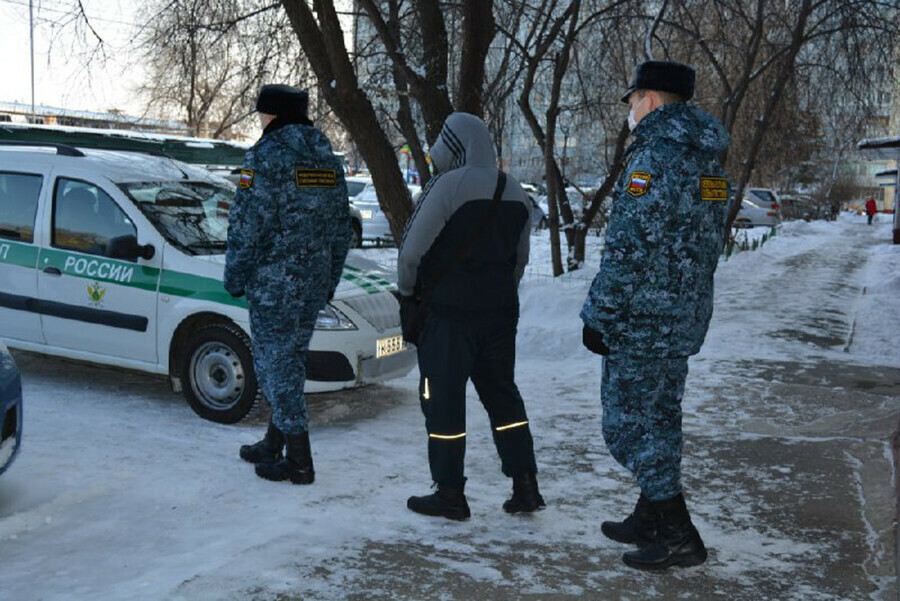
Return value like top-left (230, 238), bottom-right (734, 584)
top-left (0, 0), bottom-right (149, 115)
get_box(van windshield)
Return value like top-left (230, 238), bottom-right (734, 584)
top-left (119, 181), bottom-right (233, 255)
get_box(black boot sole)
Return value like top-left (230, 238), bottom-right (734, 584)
top-left (406, 499), bottom-right (470, 521)
top-left (254, 464), bottom-right (315, 485)
top-left (622, 549), bottom-right (708, 571)
top-left (503, 499), bottom-right (546, 514)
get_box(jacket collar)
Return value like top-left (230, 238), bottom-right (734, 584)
top-left (261, 115), bottom-right (314, 140)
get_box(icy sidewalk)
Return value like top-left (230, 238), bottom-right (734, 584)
top-left (0, 217), bottom-right (897, 600)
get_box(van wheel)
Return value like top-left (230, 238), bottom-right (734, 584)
top-left (180, 323), bottom-right (260, 424)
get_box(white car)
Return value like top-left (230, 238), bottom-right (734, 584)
top-left (0, 143), bottom-right (416, 424)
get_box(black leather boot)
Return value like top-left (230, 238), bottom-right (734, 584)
top-left (622, 494), bottom-right (707, 570)
top-left (601, 493), bottom-right (656, 546)
top-left (407, 481), bottom-right (471, 521)
top-left (239, 420), bottom-right (284, 465)
top-left (502, 472), bottom-right (546, 514)
top-left (254, 431), bottom-right (315, 484)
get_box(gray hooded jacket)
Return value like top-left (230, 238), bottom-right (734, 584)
top-left (397, 112), bottom-right (531, 313)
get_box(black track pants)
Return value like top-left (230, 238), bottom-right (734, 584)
top-left (416, 308), bottom-right (537, 485)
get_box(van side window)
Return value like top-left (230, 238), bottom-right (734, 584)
top-left (0, 172), bottom-right (43, 243)
top-left (53, 178), bottom-right (136, 258)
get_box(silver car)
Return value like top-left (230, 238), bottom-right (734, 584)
top-left (734, 194), bottom-right (781, 228)
top-left (354, 182), bottom-right (421, 246)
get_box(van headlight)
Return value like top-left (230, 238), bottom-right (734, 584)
top-left (315, 304), bottom-right (357, 330)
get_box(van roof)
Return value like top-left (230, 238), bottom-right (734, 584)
top-left (0, 145), bottom-right (230, 186)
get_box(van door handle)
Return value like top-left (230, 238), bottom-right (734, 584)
top-left (43, 267), bottom-right (62, 276)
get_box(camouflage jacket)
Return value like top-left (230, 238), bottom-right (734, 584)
top-left (581, 103), bottom-right (730, 358)
top-left (224, 121), bottom-right (351, 303)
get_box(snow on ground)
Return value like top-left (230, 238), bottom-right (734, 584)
top-left (0, 215), bottom-right (897, 600)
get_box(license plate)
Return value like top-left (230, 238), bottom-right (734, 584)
top-left (377, 335), bottom-right (406, 358)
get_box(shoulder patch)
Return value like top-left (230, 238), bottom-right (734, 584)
top-left (238, 169), bottom-right (254, 189)
top-left (626, 171), bottom-right (651, 197)
top-left (295, 168), bottom-right (337, 189)
top-left (699, 176), bottom-right (728, 201)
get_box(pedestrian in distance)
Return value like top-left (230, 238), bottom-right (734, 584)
top-left (225, 84), bottom-right (352, 484)
top-left (581, 60), bottom-right (730, 570)
top-left (398, 112), bottom-right (544, 521)
top-left (866, 197), bottom-right (878, 225)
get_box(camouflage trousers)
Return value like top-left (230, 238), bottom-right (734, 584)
top-left (248, 298), bottom-right (320, 436)
top-left (601, 355), bottom-right (689, 502)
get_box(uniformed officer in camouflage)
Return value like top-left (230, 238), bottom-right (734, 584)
top-left (580, 61), bottom-right (729, 570)
top-left (225, 84), bottom-right (351, 484)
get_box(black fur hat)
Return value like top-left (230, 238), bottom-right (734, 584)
top-left (621, 61), bottom-right (696, 103)
top-left (256, 84), bottom-right (311, 123)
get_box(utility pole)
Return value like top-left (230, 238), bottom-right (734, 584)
top-left (29, 0), bottom-right (36, 120)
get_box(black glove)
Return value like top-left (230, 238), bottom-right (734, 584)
top-left (582, 324), bottom-right (610, 355)
top-left (228, 289), bottom-right (245, 299)
top-left (399, 294), bottom-right (426, 345)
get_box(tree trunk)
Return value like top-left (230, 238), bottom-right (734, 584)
top-left (457, 0), bottom-right (496, 118)
top-left (281, 0), bottom-right (412, 243)
top-left (547, 1), bottom-right (582, 272)
top-left (573, 120), bottom-right (630, 266)
top-left (411, 0), bottom-right (455, 144)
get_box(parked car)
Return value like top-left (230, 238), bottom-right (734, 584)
top-left (0, 143), bottom-right (416, 424)
top-left (345, 176), bottom-right (370, 201)
top-left (733, 196), bottom-right (781, 228)
top-left (741, 188), bottom-right (783, 226)
top-left (0, 340), bottom-right (22, 475)
top-left (353, 182), bottom-right (420, 246)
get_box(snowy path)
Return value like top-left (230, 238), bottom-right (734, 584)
top-left (0, 216), bottom-right (897, 600)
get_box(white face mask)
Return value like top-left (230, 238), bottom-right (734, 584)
top-left (627, 94), bottom-right (645, 131)
top-left (627, 107), bottom-right (638, 131)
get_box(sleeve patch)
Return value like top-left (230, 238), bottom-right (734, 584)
top-left (699, 176), bottom-right (728, 201)
top-left (296, 168), bottom-right (337, 189)
top-left (626, 171), bottom-right (651, 197)
top-left (238, 169), bottom-right (254, 189)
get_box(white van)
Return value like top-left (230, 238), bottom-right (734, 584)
top-left (0, 143), bottom-right (415, 423)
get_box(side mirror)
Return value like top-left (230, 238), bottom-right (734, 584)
top-left (107, 235), bottom-right (155, 261)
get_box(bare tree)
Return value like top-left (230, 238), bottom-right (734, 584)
top-left (502, 0), bottom-right (631, 275)
top-left (281, 0), bottom-right (500, 243)
top-left (136, 0), bottom-right (306, 139)
top-left (656, 0), bottom-right (900, 232)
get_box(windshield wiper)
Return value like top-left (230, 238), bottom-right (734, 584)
top-left (186, 240), bottom-right (228, 251)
